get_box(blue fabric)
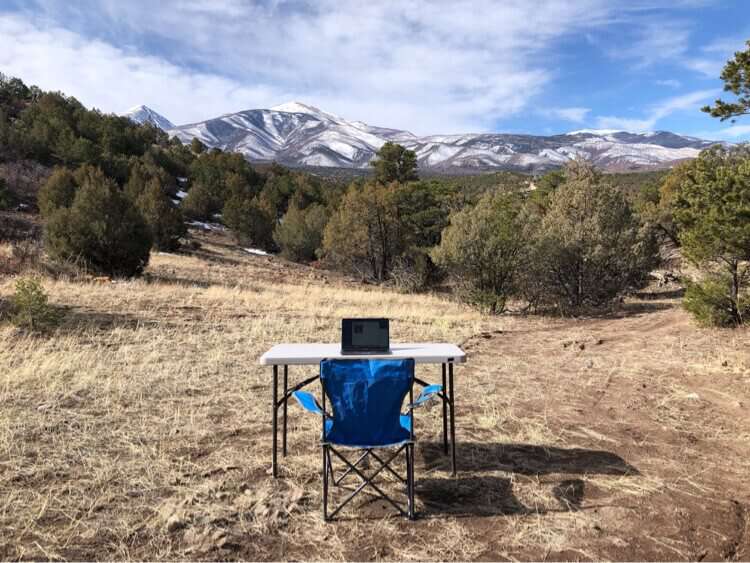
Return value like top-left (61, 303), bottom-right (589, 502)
top-left (320, 359), bottom-right (414, 448)
top-left (292, 390), bottom-right (322, 415)
top-left (413, 384), bottom-right (442, 407)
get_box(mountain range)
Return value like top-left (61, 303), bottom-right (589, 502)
top-left (124, 102), bottom-right (720, 173)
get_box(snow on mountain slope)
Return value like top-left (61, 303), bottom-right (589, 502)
top-left (155, 102), bottom-right (722, 172)
top-left (124, 105), bottom-right (175, 130)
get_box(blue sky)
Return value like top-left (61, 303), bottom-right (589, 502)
top-left (0, 0), bottom-right (748, 139)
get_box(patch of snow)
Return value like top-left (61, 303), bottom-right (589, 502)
top-left (187, 220), bottom-right (225, 232)
top-left (244, 247), bottom-right (272, 256)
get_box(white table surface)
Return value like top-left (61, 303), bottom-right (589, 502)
top-left (259, 343), bottom-right (466, 366)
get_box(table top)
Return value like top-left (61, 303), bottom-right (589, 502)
top-left (259, 343), bottom-right (466, 366)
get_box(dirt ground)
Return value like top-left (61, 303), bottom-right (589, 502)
top-left (1, 229), bottom-right (749, 561)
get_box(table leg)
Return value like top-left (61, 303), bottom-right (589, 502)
top-left (272, 365), bottom-right (278, 478)
top-left (449, 361), bottom-right (456, 475)
top-left (283, 364), bottom-right (288, 457)
top-left (442, 363), bottom-right (448, 454)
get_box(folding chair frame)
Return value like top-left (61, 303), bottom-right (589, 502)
top-left (320, 375), bottom-right (416, 521)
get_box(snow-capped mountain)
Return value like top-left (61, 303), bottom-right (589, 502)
top-left (124, 105), bottom-right (175, 130)
top-left (129, 102), bottom-right (721, 172)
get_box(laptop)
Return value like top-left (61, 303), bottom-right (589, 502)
top-left (341, 318), bottom-right (390, 355)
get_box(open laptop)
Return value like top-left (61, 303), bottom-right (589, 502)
top-left (341, 318), bottom-right (390, 355)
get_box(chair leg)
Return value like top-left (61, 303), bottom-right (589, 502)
top-left (407, 444), bottom-right (417, 520)
top-left (323, 444), bottom-right (330, 522)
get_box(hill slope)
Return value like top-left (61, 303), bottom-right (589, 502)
top-left (152, 102), bottom-right (720, 173)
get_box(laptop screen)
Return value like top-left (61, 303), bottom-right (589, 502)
top-left (341, 318), bottom-right (389, 353)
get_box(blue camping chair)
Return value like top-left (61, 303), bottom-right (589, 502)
top-left (293, 359), bottom-right (441, 520)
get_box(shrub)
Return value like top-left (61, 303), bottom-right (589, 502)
top-left (44, 170), bottom-right (152, 277)
top-left (522, 160), bottom-right (658, 314)
top-left (135, 178), bottom-right (186, 251)
top-left (181, 181), bottom-right (218, 220)
top-left (390, 249), bottom-right (439, 294)
top-left (37, 167), bottom-right (76, 217)
top-left (432, 192), bottom-right (526, 313)
top-left (673, 145), bottom-right (750, 326)
top-left (273, 203), bottom-right (328, 262)
top-left (0, 177), bottom-right (11, 210)
top-left (222, 193), bottom-right (275, 250)
top-left (9, 277), bottom-right (62, 332)
top-left (683, 276), bottom-right (750, 327)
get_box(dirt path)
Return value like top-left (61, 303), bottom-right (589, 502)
top-left (442, 295), bottom-right (750, 560)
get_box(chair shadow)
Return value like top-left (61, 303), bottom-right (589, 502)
top-left (420, 442), bottom-right (639, 476)
top-left (415, 442), bottom-right (638, 518)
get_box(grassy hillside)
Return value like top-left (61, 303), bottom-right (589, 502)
top-left (1, 228), bottom-right (748, 560)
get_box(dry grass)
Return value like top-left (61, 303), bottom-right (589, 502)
top-left (1, 231), bottom-right (749, 561)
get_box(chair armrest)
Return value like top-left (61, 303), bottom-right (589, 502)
top-left (292, 390), bottom-right (323, 415)
top-left (405, 384), bottom-right (443, 411)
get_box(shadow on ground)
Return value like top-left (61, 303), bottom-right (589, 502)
top-left (421, 442), bottom-right (639, 476)
top-left (415, 442), bottom-right (638, 518)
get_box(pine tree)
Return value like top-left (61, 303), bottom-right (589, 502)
top-left (44, 169), bottom-right (152, 277)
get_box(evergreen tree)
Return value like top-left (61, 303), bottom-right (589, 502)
top-left (37, 167), bottom-right (76, 217)
top-left (322, 182), bottom-right (403, 280)
top-left (522, 160), bottom-right (657, 313)
top-left (135, 178), bottom-right (186, 251)
top-left (191, 137), bottom-right (207, 154)
top-left (222, 193), bottom-right (275, 250)
top-left (702, 39), bottom-right (750, 122)
top-left (273, 203), bottom-right (328, 262)
top-left (432, 192), bottom-right (526, 313)
top-left (0, 177), bottom-right (10, 210)
top-left (370, 142), bottom-right (418, 184)
top-left (673, 145), bottom-right (750, 326)
top-left (44, 169), bottom-right (152, 277)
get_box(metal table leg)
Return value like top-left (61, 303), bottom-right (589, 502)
top-left (272, 365), bottom-right (278, 478)
top-left (449, 361), bottom-right (456, 475)
top-left (283, 365), bottom-right (288, 457)
top-left (442, 363), bottom-right (448, 454)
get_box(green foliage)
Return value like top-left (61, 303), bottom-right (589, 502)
top-left (673, 145), bottom-right (750, 326)
top-left (371, 142), bottom-right (418, 184)
top-left (322, 182), bottom-right (404, 281)
top-left (432, 192), bottom-right (526, 313)
top-left (10, 277), bottom-right (62, 332)
top-left (37, 167), bottom-right (76, 217)
top-left (683, 276), bottom-right (750, 327)
top-left (135, 178), bottom-right (186, 251)
top-left (393, 181), bottom-right (450, 248)
top-left (635, 163), bottom-right (686, 245)
top-left (44, 169), bottom-right (152, 277)
top-left (184, 151), bottom-right (264, 219)
top-left (191, 137), bottom-right (207, 154)
top-left (701, 39), bottom-right (750, 122)
top-left (522, 160), bottom-right (658, 313)
top-left (222, 192), bottom-right (275, 250)
top-left (0, 177), bottom-right (10, 210)
top-left (273, 203), bottom-right (329, 262)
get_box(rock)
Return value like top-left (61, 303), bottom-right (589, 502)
top-left (685, 392), bottom-right (700, 401)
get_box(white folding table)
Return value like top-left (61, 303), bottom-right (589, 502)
top-left (259, 343), bottom-right (467, 477)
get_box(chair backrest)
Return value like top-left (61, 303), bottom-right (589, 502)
top-left (320, 358), bottom-right (414, 447)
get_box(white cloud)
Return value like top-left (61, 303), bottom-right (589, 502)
top-left (0, 1), bottom-right (618, 134)
top-left (693, 124), bottom-right (750, 141)
top-left (541, 107), bottom-right (591, 123)
top-left (595, 89), bottom-right (718, 131)
top-left (656, 79), bottom-right (681, 88)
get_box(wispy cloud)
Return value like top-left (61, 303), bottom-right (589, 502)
top-left (609, 21), bottom-right (691, 68)
top-left (656, 79), bottom-right (682, 88)
top-left (684, 36), bottom-right (748, 78)
top-left (595, 89), bottom-right (718, 131)
top-left (0, 0), bottom-right (619, 134)
top-left (541, 107), bottom-right (591, 123)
